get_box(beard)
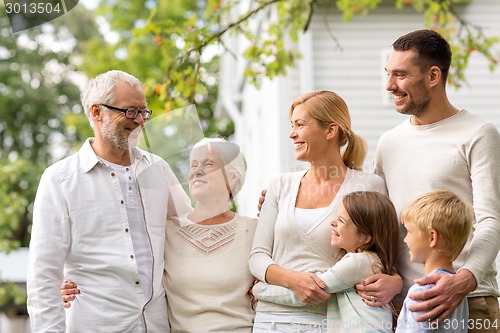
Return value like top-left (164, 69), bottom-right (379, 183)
top-left (396, 79), bottom-right (430, 117)
top-left (101, 112), bottom-right (141, 150)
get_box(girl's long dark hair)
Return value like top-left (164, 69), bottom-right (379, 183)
top-left (342, 191), bottom-right (399, 276)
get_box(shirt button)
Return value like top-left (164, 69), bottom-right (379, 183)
top-left (120, 200), bottom-right (124, 204)
top-left (124, 228), bottom-right (129, 232)
top-left (128, 186), bottom-right (132, 190)
top-left (126, 168), bottom-right (129, 171)
top-left (111, 172), bottom-right (115, 177)
top-left (135, 281), bottom-right (140, 285)
top-left (128, 177), bottom-right (132, 180)
top-left (130, 254), bottom-right (134, 259)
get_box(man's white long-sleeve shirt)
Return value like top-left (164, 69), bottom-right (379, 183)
top-left (27, 138), bottom-right (192, 333)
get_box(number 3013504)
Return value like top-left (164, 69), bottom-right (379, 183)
top-left (442, 318), bottom-right (499, 330)
top-left (5, 2), bottom-right (62, 14)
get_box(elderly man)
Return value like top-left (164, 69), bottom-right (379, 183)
top-left (27, 70), bottom-right (192, 332)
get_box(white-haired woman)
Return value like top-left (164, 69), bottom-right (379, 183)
top-left (163, 137), bottom-right (257, 333)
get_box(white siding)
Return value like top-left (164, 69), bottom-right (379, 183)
top-left (234, 66), bottom-right (305, 216)
top-left (308, 1), bottom-right (500, 171)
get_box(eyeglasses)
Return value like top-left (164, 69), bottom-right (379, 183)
top-left (99, 104), bottom-right (152, 120)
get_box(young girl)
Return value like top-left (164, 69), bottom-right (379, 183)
top-left (252, 191), bottom-right (399, 333)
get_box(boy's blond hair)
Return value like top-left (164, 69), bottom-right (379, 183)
top-left (401, 190), bottom-right (473, 261)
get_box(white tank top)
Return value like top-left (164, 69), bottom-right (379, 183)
top-left (294, 207), bottom-right (329, 231)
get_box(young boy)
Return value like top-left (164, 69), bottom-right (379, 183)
top-left (396, 190), bottom-right (473, 332)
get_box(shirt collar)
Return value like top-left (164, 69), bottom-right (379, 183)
top-left (79, 138), bottom-right (152, 173)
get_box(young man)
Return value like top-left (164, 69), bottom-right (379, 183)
top-left (27, 70), bottom-right (192, 332)
top-left (396, 190), bottom-right (472, 332)
top-left (365, 29), bottom-right (500, 333)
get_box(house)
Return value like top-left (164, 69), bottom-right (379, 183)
top-left (216, 0), bottom-right (500, 217)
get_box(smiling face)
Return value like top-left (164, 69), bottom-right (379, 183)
top-left (385, 50), bottom-right (431, 118)
top-left (188, 146), bottom-right (231, 203)
top-left (289, 104), bottom-right (329, 162)
top-left (330, 202), bottom-right (371, 253)
top-left (98, 81), bottom-right (147, 150)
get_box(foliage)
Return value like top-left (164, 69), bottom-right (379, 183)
top-left (0, 6), bottom-right (98, 312)
top-left (76, 0), bottom-right (234, 181)
top-left (78, 0), bottom-right (231, 136)
top-left (129, 0), bottom-right (499, 105)
top-left (0, 23), bottom-right (80, 164)
top-left (0, 158), bottom-right (39, 251)
top-left (0, 158), bottom-right (37, 311)
top-left (0, 282), bottom-right (27, 316)
top-left (0, 6), bottom-right (95, 250)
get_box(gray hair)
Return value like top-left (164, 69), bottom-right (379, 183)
top-left (80, 70), bottom-right (143, 130)
top-left (192, 137), bottom-right (247, 199)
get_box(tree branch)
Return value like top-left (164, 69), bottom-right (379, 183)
top-left (184, 0), bottom-right (286, 58)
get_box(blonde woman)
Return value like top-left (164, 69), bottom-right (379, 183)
top-left (249, 91), bottom-right (401, 332)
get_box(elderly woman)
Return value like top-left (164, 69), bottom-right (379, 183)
top-left (164, 137), bottom-right (256, 332)
top-left (62, 137), bottom-right (257, 333)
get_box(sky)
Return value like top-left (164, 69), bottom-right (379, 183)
top-left (80, 0), bottom-right (99, 10)
top-left (78, 0), bottom-right (119, 44)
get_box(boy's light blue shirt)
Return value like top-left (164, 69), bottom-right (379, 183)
top-left (396, 268), bottom-right (469, 332)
